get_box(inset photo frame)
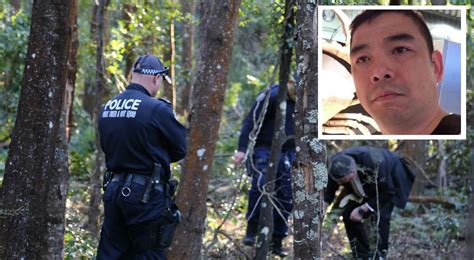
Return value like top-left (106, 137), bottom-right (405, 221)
top-left (318, 6), bottom-right (466, 140)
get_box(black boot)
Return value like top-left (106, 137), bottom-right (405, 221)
top-left (243, 222), bottom-right (258, 246)
top-left (271, 237), bottom-right (289, 258)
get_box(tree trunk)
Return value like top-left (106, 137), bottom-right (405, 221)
top-left (163, 1), bottom-right (176, 109)
top-left (123, 3), bottom-right (137, 78)
top-left (177, 0), bottom-right (196, 116)
top-left (82, 3), bottom-right (99, 116)
top-left (293, 1), bottom-right (326, 258)
top-left (0, 0), bottom-right (75, 258)
top-left (467, 147), bottom-right (474, 259)
top-left (66, 0), bottom-right (79, 143)
top-left (10, 0), bottom-right (21, 13)
top-left (254, 0), bottom-right (294, 258)
top-left (168, 0), bottom-right (241, 258)
top-left (399, 141), bottom-right (427, 195)
top-left (87, 0), bottom-right (109, 241)
top-left (438, 140), bottom-right (447, 191)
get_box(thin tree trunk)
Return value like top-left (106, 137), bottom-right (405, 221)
top-left (177, 0), bottom-right (196, 116)
top-left (168, 1), bottom-right (241, 258)
top-left (293, 1), bottom-right (325, 258)
top-left (87, 0), bottom-right (109, 241)
top-left (123, 3), bottom-right (136, 78)
top-left (0, 0), bottom-right (75, 258)
top-left (10, 0), bottom-right (20, 13)
top-left (83, 3), bottom-right (99, 116)
top-left (467, 147), bottom-right (474, 259)
top-left (399, 141), bottom-right (426, 195)
top-left (254, 0), bottom-right (294, 258)
top-left (66, 0), bottom-right (79, 142)
top-left (163, 6), bottom-right (176, 109)
top-left (438, 140), bottom-right (447, 191)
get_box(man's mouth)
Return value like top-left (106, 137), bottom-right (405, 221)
top-left (372, 91), bottom-right (403, 102)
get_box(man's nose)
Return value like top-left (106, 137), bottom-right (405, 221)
top-left (370, 61), bottom-right (394, 84)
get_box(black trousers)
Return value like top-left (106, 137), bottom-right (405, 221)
top-left (341, 201), bottom-right (394, 259)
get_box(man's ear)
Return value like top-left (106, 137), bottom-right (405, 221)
top-left (431, 50), bottom-right (444, 83)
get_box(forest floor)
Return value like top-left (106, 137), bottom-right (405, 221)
top-left (64, 175), bottom-right (470, 259)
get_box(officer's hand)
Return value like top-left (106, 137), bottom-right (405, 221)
top-left (233, 151), bottom-right (246, 166)
top-left (350, 206), bottom-right (365, 223)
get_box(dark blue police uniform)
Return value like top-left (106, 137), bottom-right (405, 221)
top-left (325, 147), bottom-right (415, 259)
top-left (97, 83), bottom-right (186, 259)
top-left (237, 85), bottom-right (295, 246)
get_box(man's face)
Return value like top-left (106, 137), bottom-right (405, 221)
top-left (350, 12), bottom-right (443, 133)
top-left (335, 170), bottom-right (357, 185)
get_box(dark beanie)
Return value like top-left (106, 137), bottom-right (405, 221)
top-left (329, 154), bottom-right (356, 179)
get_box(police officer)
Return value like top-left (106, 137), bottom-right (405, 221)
top-left (324, 146), bottom-right (415, 259)
top-left (97, 54), bottom-right (187, 259)
top-left (233, 80), bottom-right (296, 257)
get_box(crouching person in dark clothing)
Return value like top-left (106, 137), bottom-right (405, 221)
top-left (97, 54), bottom-right (187, 259)
top-left (323, 147), bottom-right (415, 259)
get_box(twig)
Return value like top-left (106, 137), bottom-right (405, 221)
top-left (217, 229), bottom-right (251, 260)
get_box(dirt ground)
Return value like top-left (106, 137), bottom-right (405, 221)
top-left (65, 178), bottom-right (469, 259)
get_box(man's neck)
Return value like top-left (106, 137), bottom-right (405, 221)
top-left (130, 80), bottom-right (156, 97)
top-left (380, 108), bottom-right (447, 135)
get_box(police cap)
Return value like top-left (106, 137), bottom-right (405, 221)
top-left (133, 54), bottom-right (172, 84)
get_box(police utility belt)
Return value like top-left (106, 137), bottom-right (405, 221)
top-left (103, 163), bottom-right (176, 204)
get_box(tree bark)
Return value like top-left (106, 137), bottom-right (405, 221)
top-left (82, 3), bottom-right (99, 116)
top-left (293, 1), bottom-right (326, 258)
top-left (177, 0), bottom-right (196, 116)
top-left (123, 3), bottom-right (137, 78)
top-left (163, 0), bottom-right (176, 109)
top-left (87, 0), bottom-right (109, 241)
top-left (168, 0), bottom-right (241, 258)
top-left (254, 0), bottom-right (294, 258)
top-left (10, 0), bottom-right (21, 13)
top-left (467, 148), bottom-right (474, 259)
top-left (0, 0), bottom-right (75, 258)
top-left (399, 141), bottom-right (427, 195)
top-left (437, 140), bottom-right (447, 191)
top-left (65, 0), bottom-right (79, 142)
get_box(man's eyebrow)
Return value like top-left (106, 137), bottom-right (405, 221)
top-left (385, 33), bottom-right (415, 43)
top-left (350, 44), bottom-right (369, 57)
top-left (350, 33), bottom-right (416, 57)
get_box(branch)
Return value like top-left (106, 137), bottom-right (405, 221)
top-left (408, 196), bottom-right (456, 209)
top-left (399, 154), bottom-right (438, 188)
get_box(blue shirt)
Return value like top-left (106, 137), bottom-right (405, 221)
top-left (98, 83), bottom-right (187, 176)
top-left (237, 85), bottom-right (295, 153)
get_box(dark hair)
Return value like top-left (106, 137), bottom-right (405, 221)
top-left (350, 10), bottom-right (434, 55)
top-left (329, 154), bottom-right (356, 180)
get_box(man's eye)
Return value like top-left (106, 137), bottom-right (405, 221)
top-left (393, 47), bottom-right (410, 55)
top-left (356, 56), bottom-right (370, 64)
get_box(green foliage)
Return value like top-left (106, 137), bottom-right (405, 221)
top-left (64, 186), bottom-right (96, 259)
top-left (69, 102), bottom-right (96, 181)
top-left (0, 5), bottom-right (30, 145)
top-left (393, 202), bottom-right (464, 248)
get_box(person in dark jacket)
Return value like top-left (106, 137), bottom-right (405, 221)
top-left (324, 146), bottom-right (415, 259)
top-left (97, 54), bottom-right (187, 259)
top-left (233, 81), bottom-right (295, 257)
